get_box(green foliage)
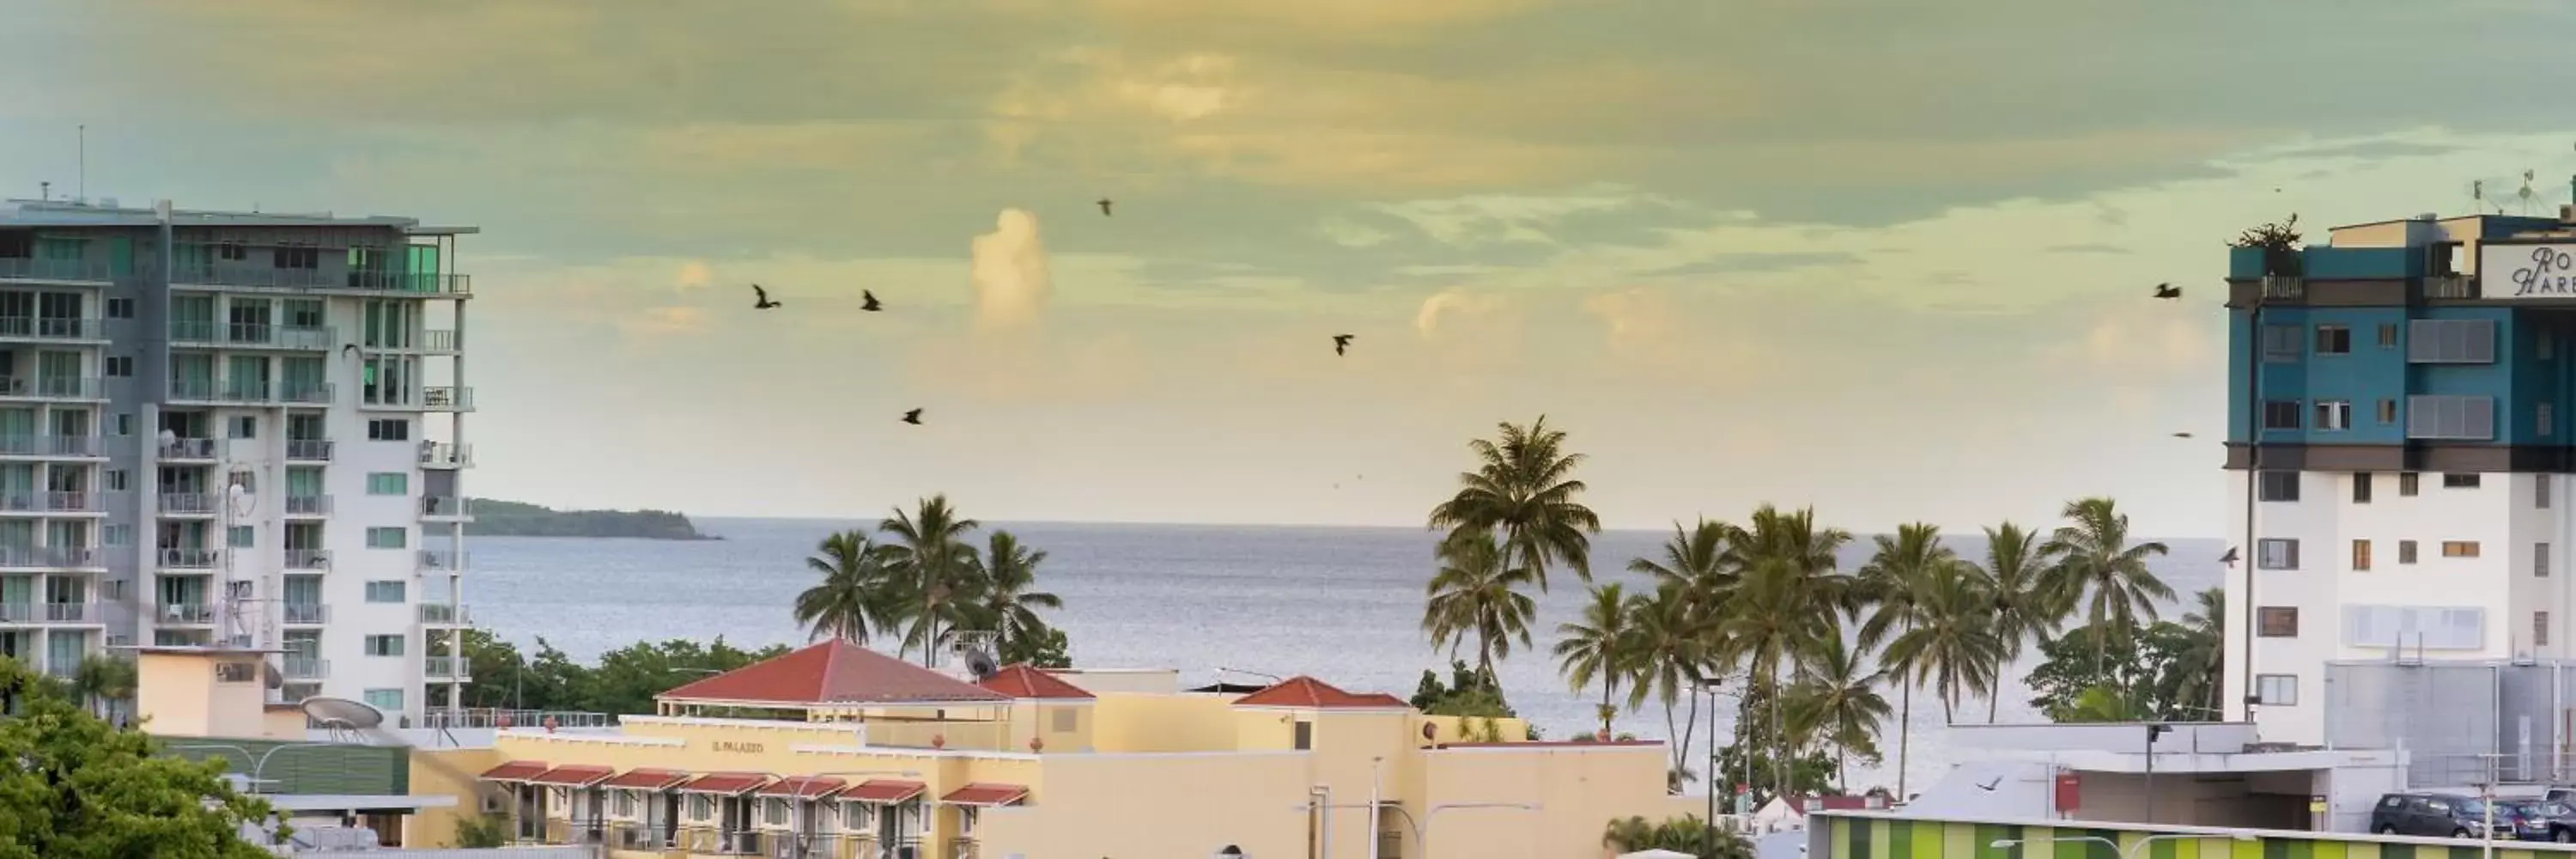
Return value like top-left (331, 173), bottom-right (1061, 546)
top-left (2025, 618), bottom-right (2215, 722)
top-left (999, 627), bottom-right (1072, 669)
top-left (451, 813), bottom-right (509, 849)
top-left (1711, 686), bottom-right (1837, 804)
top-left (1601, 814), bottom-right (1758, 859)
top-left (0, 656), bottom-right (281, 857)
top-left (793, 497), bottom-right (1069, 668)
top-left (451, 630), bottom-right (788, 714)
top-left (464, 498), bottom-right (711, 539)
top-left (1411, 659), bottom-right (1517, 718)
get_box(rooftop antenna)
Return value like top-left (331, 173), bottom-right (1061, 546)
top-left (76, 125), bottom-right (84, 202)
top-left (2520, 170), bottom-right (2538, 216)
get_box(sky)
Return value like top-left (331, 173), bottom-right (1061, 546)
top-left (5, 1), bottom-right (2576, 537)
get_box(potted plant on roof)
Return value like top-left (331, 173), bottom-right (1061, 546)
top-left (2233, 213), bottom-right (2305, 277)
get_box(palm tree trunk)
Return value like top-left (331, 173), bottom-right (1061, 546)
top-left (1988, 677), bottom-right (2002, 723)
top-left (1601, 679), bottom-right (1614, 736)
top-left (1680, 691), bottom-right (1700, 785)
top-left (1896, 679), bottom-right (1913, 798)
top-left (1664, 703), bottom-right (1682, 779)
top-left (1770, 670), bottom-right (1789, 795)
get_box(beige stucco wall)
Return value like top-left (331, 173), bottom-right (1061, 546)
top-left (1418, 744), bottom-right (1674, 859)
top-left (409, 746), bottom-right (503, 848)
top-left (1093, 691), bottom-right (1236, 752)
top-left (975, 752), bottom-right (1311, 858)
top-left (135, 651), bottom-right (269, 739)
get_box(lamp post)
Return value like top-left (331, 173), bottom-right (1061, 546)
top-left (1994, 832), bottom-right (2256, 859)
top-left (1293, 799), bottom-right (1540, 858)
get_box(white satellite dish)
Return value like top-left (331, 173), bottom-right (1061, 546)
top-left (301, 696), bottom-right (386, 741)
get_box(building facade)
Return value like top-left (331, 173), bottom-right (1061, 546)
top-left (0, 198), bottom-right (475, 721)
top-left (2224, 207), bottom-right (2576, 746)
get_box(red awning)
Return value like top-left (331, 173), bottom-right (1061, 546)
top-left (940, 783), bottom-right (1030, 807)
top-left (601, 769), bottom-right (693, 791)
top-left (478, 760), bottom-right (550, 783)
top-left (527, 765), bottom-right (617, 788)
top-left (678, 772), bottom-right (774, 795)
top-left (756, 776), bottom-right (849, 800)
top-left (841, 779), bottom-right (926, 803)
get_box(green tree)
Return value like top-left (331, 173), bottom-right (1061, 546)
top-left (1420, 529), bottom-right (1537, 686)
top-left (998, 627), bottom-right (1072, 669)
top-left (0, 657), bottom-right (281, 858)
top-left (957, 529), bottom-right (1064, 657)
top-left (2025, 619), bottom-right (2210, 722)
top-left (1628, 579), bottom-right (1715, 782)
top-left (1880, 561), bottom-right (2005, 725)
top-left (1602, 814), bottom-right (1757, 859)
top-left (1853, 522), bottom-right (1953, 797)
top-left (2176, 588), bottom-right (2226, 716)
top-left (2044, 497), bottom-right (2176, 681)
top-left (452, 813), bottom-right (509, 849)
top-left (794, 530), bottom-right (891, 643)
top-left (69, 655), bottom-right (136, 722)
top-left (1716, 504), bottom-right (1851, 796)
top-left (578, 638), bottom-right (791, 716)
top-left (878, 494), bottom-right (982, 666)
top-left (1425, 416), bottom-right (1602, 594)
top-left (1554, 582), bottom-right (1640, 738)
top-left (1710, 683), bottom-right (1837, 806)
top-left (1977, 521), bottom-right (2070, 722)
top-left (1410, 659), bottom-right (1519, 718)
top-left (1787, 635), bottom-right (1891, 791)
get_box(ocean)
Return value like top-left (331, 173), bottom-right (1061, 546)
top-left (466, 517), bottom-right (2226, 795)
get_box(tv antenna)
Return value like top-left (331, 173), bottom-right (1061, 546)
top-left (76, 125), bottom-right (84, 202)
top-left (2520, 170), bottom-right (2538, 215)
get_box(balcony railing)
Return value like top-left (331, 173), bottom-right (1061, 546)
top-left (159, 256), bottom-right (474, 295)
top-left (159, 548), bottom-right (221, 569)
top-left (283, 603), bottom-right (328, 624)
top-left (281, 384), bottom-right (333, 405)
top-left (0, 494), bottom-right (34, 513)
top-left (422, 328), bottom-right (461, 351)
top-left (419, 549), bottom-right (466, 570)
top-left (285, 495), bottom-right (331, 516)
top-left (2260, 275), bottom-right (2306, 300)
top-left (2424, 274), bottom-right (2480, 299)
top-left (0, 603), bottom-right (29, 624)
top-left (285, 549), bottom-right (330, 570)
top-left (424, 386), bottom-right (472, 411)
top-left (0, 546), bottom-right (98, 569)
top-left (44, 491), bottom-right (100, 513)
top-left (284, 439), bottom-right (333, 461)
top-left (160, 492), bottom-right (217, 515)
top-left (160, 602), bottom-right (216, 624)
top-left (0, 317), bottom-right (101, 340)
top-left (169, 321), bottom-right (337, 350)
top-left (42, 602), bottom-right (94, 624)
top-left (282, 656), bottom-right (329, 679)
top-left (0, 376), bottom-right (102, 399)
top-left (417, 603), bottom-right (472, 625)
top-left (422, 496), bottom-right (469, 519)
top-left (424, 655), bottom-right (469, 679)
top-left (0, 258), bottom-right (113, 283)
top-left (0, 435), bottom-right (100, 457)
top-left (159, 437), bottom-right (215, 460)
top-left (419, 442), bottom-right (473, 468)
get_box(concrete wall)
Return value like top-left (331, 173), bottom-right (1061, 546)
top-left (1812, 812), bottom-right (2576, 859)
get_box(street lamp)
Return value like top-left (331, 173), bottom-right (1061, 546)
top-left (1292, 798), bottom-right (1540, 858)
top-left (1993, 832), bottom-right (2256, 859)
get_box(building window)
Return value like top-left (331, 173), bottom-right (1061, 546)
top-left (2443, 540), bottom-right (2482, 558)
top-left (2409, 319), bottom-right (2499, 363)
top-left (2257, 538), bottom-right (2300, 570)
top-left (364, 581), bottom-right (406, 603)
top-left (2255, 674), bottom-right (2299, 706)
top-left (2258, 606), bottom-right (2300, 637)
top-left (228, 416), bottom-right (255, 440)
top-left (2315, 400), bottom-right (2351, 431)
top-left (2316, 325), bottom-right (2352, 355)
top-left (366, 527), bottom-right (406, 549)
top-left (2378, 399), bottom-right (2397, 424)
top-left (2263, 325), bottom-right (2302, 362)
top-left (2263, 400), bottom-right (2302, 430)
top-left (2399, 472), bottom-right (2420, 496)
top-left (362, 688), bottom-right (404, 712)
top-left (364, 635), bottom-right (404, 656)
top-left (763, 798), bottom-right (790, 826)
top-left (841, 801), bottom-right (872, 831)
top-left (2257, 471), bottom-right (2300, 502)
top-left (2354, 473), bottom-right (2373, 503)
top-left (227, 526), bottom-right (252, 548)
top-left (690, 795), bottom-right (714, 820)
top-left (2545, 476), bottom-right (2556, 509)
top-left (2352, 539), bottom-right (2372, 571)
top-left (103, 356), bottom-right (131, 378)
top-left (2546, 404), bottom-right (2559, 436)
top-left (2409, 396), bottom-right (2496, 441)
top-left (105, 297), bottom-right (133, 319)
top-left (271, 246), bottom-right (319, 270)
top-left (366, 472), bottom-right (408, 496)
top-left (102, 469), bottom-right (125, 491)
top-left (113, 413), bottom-right (130, 436)
top-left (614, 790), bottom-right (636, 818)
top-left (2399, 540), bottom-right (2419, 564)
top-left (101, 524), bottom-right (129, 547)
top-left (1293, 721), bottom-right (1314, 750)
top-left (2541, 543), bottom-right (2554, 578)
top-left (2378, 323), bottom-right (2399, 348)
top-left (2445, 473), bottom-right (2483, 489)
top-left (2542, 612), bottom-right (2554, 648)
top-left (366, 418), bottom-right (410, 442)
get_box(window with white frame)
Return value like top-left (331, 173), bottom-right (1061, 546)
top-left (2255, 673), bottom-right (2298, 706)
top-left (2314, 399), bottom-right (2351, 431)
top-left (841, 801), bottom-right (873, 832)
top-left (2257, 471), bottom-right (2300, 502)
top-left (2343, 605), bottom-right (2486, 650)
top-left (689, 794), bottom-right (714, 820)
top-left (763, 798), bottom-right (790, 826)
top-left (614, 789), bottom-right (637, 818)
top-left (2257, 538), bottom-right (2300, 570)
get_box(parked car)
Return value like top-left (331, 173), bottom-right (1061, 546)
top-left (2505, 801), bottom-right (2576, 843)
top-left (2370, 793), bottom-right (2494, 838)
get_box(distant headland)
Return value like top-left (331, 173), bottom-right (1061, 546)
top-left (464, 498), bottom-right (718, 540)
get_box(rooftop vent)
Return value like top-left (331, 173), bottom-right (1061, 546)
top-left (2414, 212), bottom-right (2438, 222)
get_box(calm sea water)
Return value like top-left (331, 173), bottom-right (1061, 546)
top-left (467, 518), bottom-right (2224, 795)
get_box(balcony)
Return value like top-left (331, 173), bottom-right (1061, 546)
top-left (0, 603), bottom-right (29, 624)
top-left (0, 376), bottom-right (103, 400)
top-left (285, 439), bottom-right (334, 461)
top-left (419, 442), bottom-right (473, 469)
top-left (159, 548), bottom-right (221, 569)
top-left (425, 386), bottom-right (472, 411)
top-left (283, 603), bottom-right (328, 624)
top-left (286, 549), bottom-right (330, 570)
top-left (160, 492), bottom-right (217, 516)
top-left (424, 655), bottom-right (470, 680)
top-left (422, 329), bottom-right (462, 352)
top-left (285, 495), bottom-right (331, 517)
top-left (168, 321), bottom-right (334, 350)
top-left (418, 549), bottom-right (467, 571)
top-left (2260, 276), bottom-right (2306, 301)
top-left (0, 546), bottom-right (100, 570)
top-left (421, 496), bottom-right (470, 521)
top-left (44, 491), bottom-right (102, 513)
top-left (417, 603), bottom-right (472, 625)
top-left (2423, 274), bottom-right (2480, 300)
top-left (283, 656), bottom-right (329, 679)
top-left (0, 258), bottom-right (113, 283)
top-left (160, 255), bottom-right (474, 296)
top-left (159, 437), bottom-right (216, 460)
top-left (0, 435), bottom-right (101, 458)
top-left (43, 602), bottom-right (97, 624)
top-left (167, 381), bottom-right (333, 405)
top-left (160, 602), bottom-right (216, 624)
top-left (0, 316), bottom-right (102, 342)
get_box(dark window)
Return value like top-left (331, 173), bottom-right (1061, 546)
top-left (366, 418), bottom-right (410, 442)
top-left (2445, 473), bottom-right (2482, 489)
top-left (2316, 325), bottom-right (2351, 355)
top-left (1292, 721), bottom-right (1313, 751)
top-left (104, 297), bottom-right (132, 319)
top-left (2378, 399), bottom-right (2397, 424)
top-left (2257, 538), bottom-right (2300, 570)
top-left (2409, 319), bottom-right (2498, 363)
top-left (2399, 540), bottom-right (2419, 564)
top-left (103, 356), bottom-right (131, 378)
top-left (0, 233), bottom-right (28, 259)
top-left (270, 246), bottom-right (319, 270)
top-left (2257, 471), bottom-right (2300, 502)
top-left (2263, 400), bottom-right (2302, 430)
top-left (218, 242), bottom-right (246, 261)
top-left (2315, 400), bottom-right (2351, 431)
top-left (2354, 472), bottom-right (2373, 503)
top-left (2400, 472), bottom-right (2420, 496)
top-left (2257, 607), bottom-right (2299, 637)
top-left (2378, 323), bottom-right (2399, 349)
top-left (2263, 325), bottom-right (2303, 362)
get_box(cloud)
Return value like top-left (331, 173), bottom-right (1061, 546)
top-left (1413, 289), bottom-right (1506, 339)
top-left (675, 260), bottom-right (712, 290)
top-left (619, 307), bottom-right (708, 337)
top-left (969, 209), bottom-right (1053, 332)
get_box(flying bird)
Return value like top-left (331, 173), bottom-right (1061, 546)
top-left (751, 283), bottom-right (781, 309)
top-left (860, 290), bottom-right (883, 313)
top-left (901, 408), bottom-right (923, 425)
top-left (1097, 198), bottom-right (1114, 216)
top-left (1333, 334), bottom-right (1355, 356)
top-left (2172, 432), bottom-right (2193, 438)
top-left (2219, 546), bottom-right (2240, 565)
top-left (1975, 777), bottom-right (2002, 792)
top-left (2153, 283), bottom-right (2181, 300)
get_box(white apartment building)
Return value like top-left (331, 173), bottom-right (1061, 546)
top-left (0, 197), bottom-right (476, 722)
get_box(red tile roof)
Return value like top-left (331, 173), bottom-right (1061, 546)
top-left (527, 765), bottom-right (617, 788)
top-left (756, 776), bottom-right (849, 799)
top-left (978, 665), bottom-right (1095, 700)
top-left (659, 639), bottom-right (1008, 706)
top-left (678, 773), bottom-right (773, 795)
top-left (602, 769), bottom-right (693, 790)
top-left (941, 783), bottom-right (1030, 806)
top-left (478, 760), bottom-right (549, 782)
top-left (1231, 676), bottom-right (1409, 710)
top-left (840, 779), bottom-right (926, 803)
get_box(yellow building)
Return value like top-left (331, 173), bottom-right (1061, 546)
top-left (422, 639), bottom-right (1697, 858)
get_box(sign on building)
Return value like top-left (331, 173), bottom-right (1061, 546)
top-left (2478, 243), bottom-right (2576, 298)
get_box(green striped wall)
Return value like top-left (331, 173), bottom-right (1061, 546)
top-left (164, 736), bottom-right (410, 795)
top-left (1827, 817), bottom-right (2562, 859)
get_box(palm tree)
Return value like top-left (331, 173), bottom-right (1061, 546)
top-left (2044, 497), bottom-right (2176, 680)
top-left (1426, 416), bottom-right (1603, 593)
top-left (2176, 588), bottom-right (2227, 716)
top-left (958, 530), bottom-right (1064, 659)
top-left (1854, 522), bottom-right (1953, 798)
top-left (1788, 635), bottom-right (1893, 791)
top-left (1627, 579), bottom-right (1716, 783)
top-left (878, 494), bottom-right (982, 667)
top-left (1880, 561), bottom-right (2007, 725)
top-left (1714, 504), bottom-right (1851, 794)
top-left (1554, 582), bottom-right (1641, 738)
top-left (1630, 519), bottom-right (1735, 601)
top-left (1977, 521), bottom-right (2070, 722)
top-left (70, 654), bottom-right (136, 722)
top-left (793, 530), bottom-right (890, 643)
top-left (1421, 529), bottom-right (1538, 685)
